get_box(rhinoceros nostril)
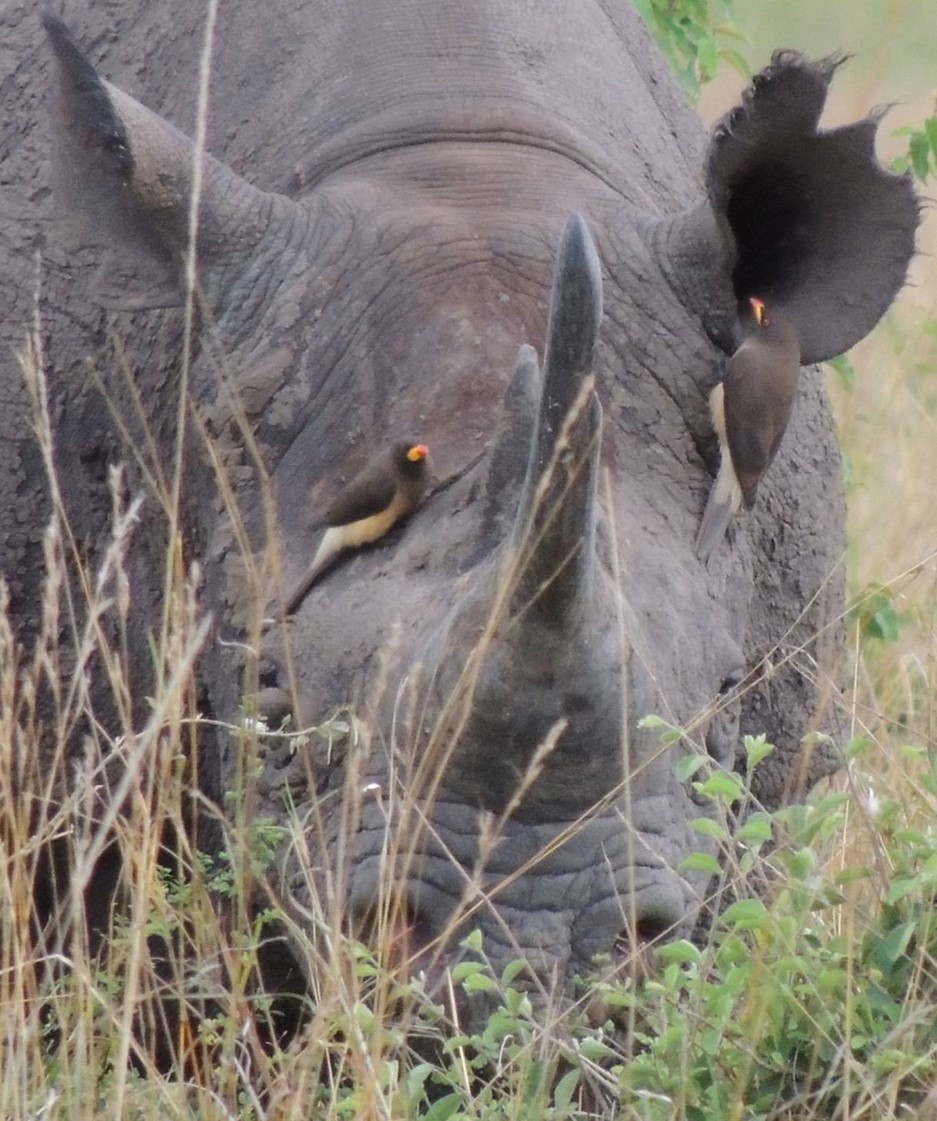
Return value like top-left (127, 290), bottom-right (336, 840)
top-left (617, 888), bottom-right (686, 956)
top-left (634, 915), bottom-right (677, 945)
top-left (616, 916), bottom-right (677, 955)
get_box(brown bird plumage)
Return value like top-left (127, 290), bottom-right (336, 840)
top-left (284, 440), bottom-right (430, 613)
top-left (695, 298), bottom-right (801, 562)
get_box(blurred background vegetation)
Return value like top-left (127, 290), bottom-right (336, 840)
top-left (641, 0), bottom-right (937, 761)
top-left (689, 0), bottom-right (937, 760)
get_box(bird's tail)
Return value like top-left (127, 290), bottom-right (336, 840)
top-left (695, 456), bottom-right (742, 563)
top-left (283, 527), bottom-right (343, 614)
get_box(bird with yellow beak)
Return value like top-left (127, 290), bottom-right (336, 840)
top-left (285, 439), bottom-right (430, 613)
top-left (695, 297), bottom-right (801, 562)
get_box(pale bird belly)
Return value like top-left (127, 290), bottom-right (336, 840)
top-left (342, 493), bottom-right (407, 546)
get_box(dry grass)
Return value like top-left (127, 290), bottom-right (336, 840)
top-left (0, 333), bottom-right (626, 1118)
top-left (5, 8), bottom-right (937, 1117)
top-left (4, 297), bottom-right (936, 1118)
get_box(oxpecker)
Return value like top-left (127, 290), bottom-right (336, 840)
top-left (285, 440), bottom-right (430, 613)
top-left (695, 298), bottom-right (801, 562)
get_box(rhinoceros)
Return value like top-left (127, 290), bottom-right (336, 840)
top-left (2, 1), bottom-right (916, 1008)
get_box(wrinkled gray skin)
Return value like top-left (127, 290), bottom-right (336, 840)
top-left (1, 1), bottom-right (917, 1008)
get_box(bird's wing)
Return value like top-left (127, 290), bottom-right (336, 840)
top-left (323, 460), bottom-right (398, 527)
top-left (723, 348), bottom-right (784, 508)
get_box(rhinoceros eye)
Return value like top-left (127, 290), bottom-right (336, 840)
top-left (251, 687), bottom-right (294, 731)
top-left (719, 667), bottom-right (744, 695)
top-left (257, 657), bottom-right (283, 690)
top-left (700, 667), bottom-right (745, 770)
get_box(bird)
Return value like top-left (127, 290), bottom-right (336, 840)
top-left (695, 297), bottom-right (801, 562)
top-left (283, 439), bottom-right (430, 613)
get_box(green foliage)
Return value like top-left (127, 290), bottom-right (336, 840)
top-left (850, 584), bottom-right (903, 643)
top-left (825, 352), bottom-right (857, 391)
top-left (892, 116), bottom-right (937, 181)
top-left (264, 932), bottom-right (617, 1120)
top-left (264, 759), bottom-right (937, 1121)
top-left (614, 782), bottom-right (937, 1120)
top-left (634, 0), bottom-right (749, 100)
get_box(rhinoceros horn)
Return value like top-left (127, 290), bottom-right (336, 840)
top-left (506, 212), bottom-right (603, 627)
top-left (428, 214), bottom-right (616, 816)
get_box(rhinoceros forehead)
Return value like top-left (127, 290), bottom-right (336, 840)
top-left (249, 0), bottom-right (703, 209)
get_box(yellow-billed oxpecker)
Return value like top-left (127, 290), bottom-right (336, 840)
top-left (285, 440), bottom-right (430, 613)
top-left (695, 298), bottom-right (801, 562)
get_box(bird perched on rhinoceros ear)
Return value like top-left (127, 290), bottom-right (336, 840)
top-left (284, 440), bottom-right (430, 613)
top-left (695, 297), bottom-right (801, 563)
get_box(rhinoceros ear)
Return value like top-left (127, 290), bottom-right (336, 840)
top-left (654, 51), bottom-right (919, 363)
top-left (711, 50), bottom-right (919, 362)
top-left (43, 14), bottom-right (290, 310)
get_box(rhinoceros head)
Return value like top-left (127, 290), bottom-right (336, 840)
top-left (40, 6), bottom-right (917, 1003)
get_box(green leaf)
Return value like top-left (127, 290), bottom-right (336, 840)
top-left (696, 35), bottom-right (718, 79)
top-left (577, 1036), bottom-right (614, 1061)
top-left (850, 587), bottom-right (901, 643)
top-left (885, 878), bottom-right (920, 907)
top-left (638, 713), bottom-right (668, 729)
top-left (836, 866), bottom-right (873, 886)
top-left (721, 899), bottom-right (768, 928)
top-left (450, 960), bottom-right (486, 983)
top-left (461, 971), bottom-right (499, 995)
top-left (846, 737), bottom-right (873, 759)
top-left (778, 848), bottom-right (816, 882)
top-left (736, 813), bottom-right (773, 844)
top-left (503, 986), bottom-right (530, 1016)
top-left (825, 353), bottom-right (856, 390)
top-left (910, 131), bottom-right (931, 179)
top-left (700, 1026), bottom-right (724, 1056)
top-left (815, 968), bottom-right (851, 995)
top-left (424, 1093), bottom-right (464, 1121)
top-left (656, 939), bottom-right (703, 965)
top-left (694, 771), bottom-right (744, 802)
top-left (406, 1063), bottom-right (435, 1100)
top-left (461, 929), bottom-right (483, 953)
top-left (689, 815), bottom-right (728, 841)
top-left (675, 753), bottom-right (708, 783)
top-left (500, 958), bottom-right (527, 986)
top-left (743, 734), bottom-right (775, 768)
top-left (869, 601), bottom-right (900, 641)
top-left (719, 45), bottom-right (752, 80)
top-left (925, 115), bottom-right (937, 157)
top-left (876, 920), bottom-right (916, 968)
top-left (635, 0), bottom-right (748, 101)
top-left (553, 1068), bottom-right (580, 1111)
top-left (680, 852), bottom-right (722, 875)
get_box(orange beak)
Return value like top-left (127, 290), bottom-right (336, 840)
top-left (749, 296), bottom-right (766, 326)
top-left (407, 444), bottom-right (429, 462)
